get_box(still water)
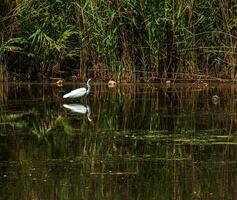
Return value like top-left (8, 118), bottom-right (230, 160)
top-left (0, 82), bottom-right (237, 199)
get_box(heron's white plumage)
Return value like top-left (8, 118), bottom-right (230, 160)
top-left (63, 88), bottom-right (86, 98)
top-left (63, 78), bottom-right (91, 98)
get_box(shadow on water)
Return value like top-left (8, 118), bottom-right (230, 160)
top-left (0, 82), bottom-right (237, 199)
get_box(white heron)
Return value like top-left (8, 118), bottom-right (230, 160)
top-left (63, 78), bottom-right (91, 98)
top-left (63, 104), bottom-right (92, 122)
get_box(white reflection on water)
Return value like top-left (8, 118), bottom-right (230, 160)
top-left (63, 104), bottom-right (92, 122)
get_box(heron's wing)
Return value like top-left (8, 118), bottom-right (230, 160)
top-left (63, 88), bottom-right (86, 98)
top-left (63, 104), bottom-right (87, 113)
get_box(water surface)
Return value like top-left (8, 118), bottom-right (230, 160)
top-left (0, 82), bottom-right (237, 199)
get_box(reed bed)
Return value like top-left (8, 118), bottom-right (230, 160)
top-left (1, 0), bottom-right (237, 82)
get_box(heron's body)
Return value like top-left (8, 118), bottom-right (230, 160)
top-left (63, 88), bottom-right (87, 98)
top-left (63, 79), bottom-right (91, 98)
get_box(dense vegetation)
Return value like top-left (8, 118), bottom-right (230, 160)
top-left (1, 0), bottom-right (237, 82)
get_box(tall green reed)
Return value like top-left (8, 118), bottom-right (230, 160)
top-left (2, 0), bottom-right (237, 81)
top-left (6, 0), bottom-right (80, 79)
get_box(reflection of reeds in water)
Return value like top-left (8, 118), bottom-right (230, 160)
top-left (0, 84), bottom-right (237, 199)
top-left (1, 83), bottom-right (237, 137)
top-left (90, 83), bottom-right (237, 134)
top-left (0, 83), bottom-right (8, 103)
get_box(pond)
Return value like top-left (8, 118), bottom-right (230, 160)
top-left (0, 82), bottom-right (237, 199)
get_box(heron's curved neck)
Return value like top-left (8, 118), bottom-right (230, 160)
top-left (86, 79), bottom-right (91, 95)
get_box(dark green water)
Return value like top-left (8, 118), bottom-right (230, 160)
top-left (0, 83), bottom-right (237, 200)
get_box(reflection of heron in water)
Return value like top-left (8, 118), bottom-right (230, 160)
top-left (63, 104), bottom-right (92, 122)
